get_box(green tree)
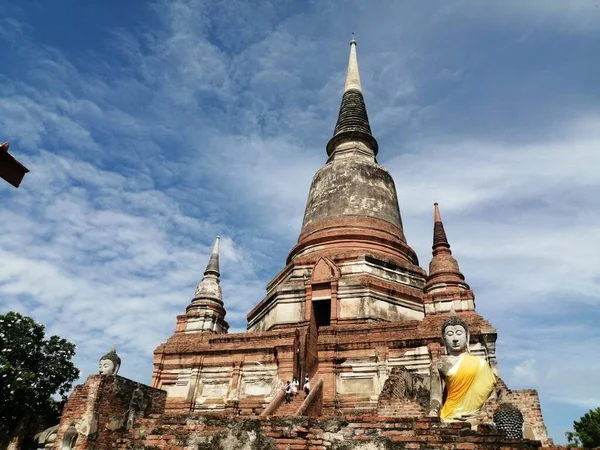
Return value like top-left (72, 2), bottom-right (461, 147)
top-left (566, 407), bottom-right (600, 449)
top-left (0, 311), bottom-right (80, 446)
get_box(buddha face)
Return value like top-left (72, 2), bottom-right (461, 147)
top-left (98, 359), bottom-right (116, 375)
top-left (443, 324), bottom-right (468, 355)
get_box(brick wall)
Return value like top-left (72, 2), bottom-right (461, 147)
top-left (109, 414), bottom-right (566, 449)
top-left (52, 375), bottom-right (166, 450)
top-left (378, 399), bottom-right (427, 418)
top-left (53, 377), bottom-right (96, 450)
top-left (304, 306), bottom-right (319, 378)
top-left (503, 389), bottom-right (551, 445)
top-left (49, 374), bottom-right (577, 450)
top-left (377, 366), bottom-right (429, 418)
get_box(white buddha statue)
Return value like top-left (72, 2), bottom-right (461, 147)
top-left (98, 345), bottom-right (121, 376)
top-left (429, 314), bottom-right (497, 423)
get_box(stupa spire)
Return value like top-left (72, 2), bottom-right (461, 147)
top-left (204, 235), bottom-right (220, 276)
top-left (344, 34), bottom-right (362, 92)
top-left (425, 203), bottom-right (470, 294)
top-left (326, 37), bottom-right (378, 157)
top-left (180, 236), bottom-right (228, 334)
top-left (433, 203), bottom-right (450, 249)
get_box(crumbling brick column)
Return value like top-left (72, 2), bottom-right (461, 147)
top-left (53, 375), bottom-right (166, 450)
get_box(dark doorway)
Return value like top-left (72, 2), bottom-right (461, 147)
top-left (313, 299), bottom-right (331, 328)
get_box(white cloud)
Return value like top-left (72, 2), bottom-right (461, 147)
top-left (439, 0), bottom-right (600, 34)
top-left (512, 358), bottom-right (539, 385)
top-left (0, 150), bottom-right (257, 382)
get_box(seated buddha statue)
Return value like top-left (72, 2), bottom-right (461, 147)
top-left (429, 314), bottom-right (496, 424)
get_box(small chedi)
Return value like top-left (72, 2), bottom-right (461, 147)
top-left (43, 38), bottom-right (577, 450)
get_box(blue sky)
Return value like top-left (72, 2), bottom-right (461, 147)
top-left (1, 0), bottom-right (599, 444)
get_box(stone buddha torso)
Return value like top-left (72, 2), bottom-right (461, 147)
top-left (429, 316), bottom-right (496, 424)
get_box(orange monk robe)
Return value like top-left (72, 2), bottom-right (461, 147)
top-left (440, 353), bottom-right (496, 421)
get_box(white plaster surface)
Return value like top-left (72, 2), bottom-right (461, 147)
top-left (248, 296), bottom-right (304, 332)
top-left (239, 364), bottom-right (278, 399)
top-left (342, 260), bottom-right (425, 289)
top-left (199, 383), bottom-right (229, 400)
top-left (389, 346), bottom-right (431, 375)
top-left (344, 41), bottom-right (362, 92)
top-left (163, 369), bottom-right (192, 397)
top-left (194, 366), bottom-right (233, 406)
top-left (339, 296), bottom-right (424, 321)
top-left (337, 375), bottom-right (375, 395)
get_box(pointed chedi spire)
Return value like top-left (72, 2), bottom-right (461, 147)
top-left (433, 203), bottom-right (449, 249)
top-left (181, 236), bottom-right (229, 334)
top-left (250, 38), bottom-right (427, 332)
top-left (326, 36), bottom-right (378, 158)
top-left (425, 203), bottom-right (470, 294)
top-left (288, 37), bottom-right (422, 269)
top-left (204, 235), bottom-right (220, 276)
top-left (344, 34), bottom-right (362, 92)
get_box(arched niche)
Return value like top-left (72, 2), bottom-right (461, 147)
top-left (309, 258), bottom-right (340, 327)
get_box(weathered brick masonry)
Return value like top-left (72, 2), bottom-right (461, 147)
top-left (77, 413), bottom-right (552, 450)
top-left (53, 375), bottom-right (165, 450)
top-left (53, 374), bottom-right (586, 449)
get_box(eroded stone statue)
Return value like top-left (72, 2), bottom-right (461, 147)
top-left (98, 345), bottom-right (121, 376)
top-left (60, 424), bottom-right (78, 450)
top-left (34, 424), bottom-right (57, 449)
top-left (429, 314), bottom-right (496, 424)
top-left (493, 402), bottom-right (524, 439)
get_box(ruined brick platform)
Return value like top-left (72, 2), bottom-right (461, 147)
top-left (50, 373), bottom-right (578, 450)
top-left (124, 415), bottom-right (548, 449)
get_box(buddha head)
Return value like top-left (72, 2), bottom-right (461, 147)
top-left (493, 402), bottom-right (524, 439)
top-left (98, 345), bottom-right (121, 376)
top-left (441, 315), bottom-right (470, 356)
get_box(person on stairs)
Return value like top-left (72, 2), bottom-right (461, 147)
top-left (284, 381), bottom-right (292, 404)
top-left (303, 375), bottom-right (310, 397)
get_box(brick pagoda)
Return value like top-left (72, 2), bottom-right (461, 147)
top-left (48, 40), bottom-right (567, 450)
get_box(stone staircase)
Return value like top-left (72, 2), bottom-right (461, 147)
top-left (274, 390), bottom-right (308, 416)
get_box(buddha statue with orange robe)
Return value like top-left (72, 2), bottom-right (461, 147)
top-left (429, 314), bottom-right (496, 423)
